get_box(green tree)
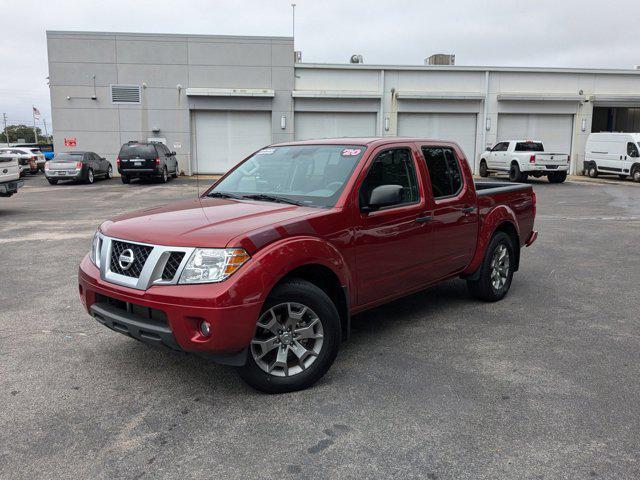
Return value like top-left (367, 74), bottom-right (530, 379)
top-left (0, 124), bottom-right (51, 144)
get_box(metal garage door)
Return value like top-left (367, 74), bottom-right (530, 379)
top-left (192, 111), bottom-right (271, 174)
top-left (497, 114), bottom-right (573, 153)
top-left (397, 113), bottom-right (477, 166)
top-left (295, 112), bottom-right (377, 140)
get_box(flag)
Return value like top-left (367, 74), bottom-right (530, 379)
top-left (33, 106), bottom-right (40, 120)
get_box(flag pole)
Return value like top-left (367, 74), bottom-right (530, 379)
top-left (33, 106), bottom-right (39, 144)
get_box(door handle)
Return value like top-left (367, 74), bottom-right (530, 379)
top-left (462, 206), bottom-right (475, 214)
top-left (415, 215), bottom-right (432, 223)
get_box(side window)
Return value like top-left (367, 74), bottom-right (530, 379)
top-left (359, 148), bottom-right (419, 208)
top-left (627, 142), bottom-right (639, 158)
top-left (422, 147), bottom-right (463, 199)
top-left (492, 142), bottom-right (506, 152)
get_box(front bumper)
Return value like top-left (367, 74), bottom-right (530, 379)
top-left (78, 255), bottom-right (262, 356)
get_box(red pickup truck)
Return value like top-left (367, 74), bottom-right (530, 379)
top-left (79, 138), bottom-right (537, 393)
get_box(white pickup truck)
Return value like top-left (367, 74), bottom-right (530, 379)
top-left (479, 140), bottom-right (570, 183)
top-left (0, 152), bottom-right (24, 198)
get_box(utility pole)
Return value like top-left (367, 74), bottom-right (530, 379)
top-left (291, 3), bottom-right (296, 46)
top-left (2, 113), bottom-right (8, 145)
top-left (32, 107), bottom-right (38, 144)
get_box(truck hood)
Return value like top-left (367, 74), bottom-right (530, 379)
top-left (100, 198), bottom-right (318, 250)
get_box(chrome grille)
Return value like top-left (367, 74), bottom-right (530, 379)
top-left (161, 252), bottom-right (185, 280)
top-left (110, 240), bottom-right (153, 278)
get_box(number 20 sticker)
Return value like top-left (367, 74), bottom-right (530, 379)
top-left (341, 149), bottom-right (361, 156)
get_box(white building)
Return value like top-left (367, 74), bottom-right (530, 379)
top-left (47, 31), bottom-right (640, 175)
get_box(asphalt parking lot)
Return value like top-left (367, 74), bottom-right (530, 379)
top-left (1, 174), bottom-right (639, 479)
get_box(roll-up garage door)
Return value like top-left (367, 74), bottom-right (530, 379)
top-left (397, 113), bottom-right (477, 167)
top-left (192, 111), bottom-right (271, 174)
top-left (497, 114), bottom-right (573, 153)
top-left (294, 112), bottom-right (377, 140)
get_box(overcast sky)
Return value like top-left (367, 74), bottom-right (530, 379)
top-left (1, 0), bottom-right (639, 133)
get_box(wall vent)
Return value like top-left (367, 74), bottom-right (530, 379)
top-left (110, 85), bottom-right (141, 104)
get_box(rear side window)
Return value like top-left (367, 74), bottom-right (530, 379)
top-left (119, 144), bottom-right (158, 159)
top-left (515, 142), bottom-right (544, 152)
top-left (359, 148), bottom-right (419, 207)
top-left (422, 147), bottom-right (463, 199)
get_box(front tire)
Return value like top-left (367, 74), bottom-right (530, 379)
top-left (467, 231), bottom-right (515, 302)
top-left (237, 279), bottom-right (341, 393)
top-left (632, 167), bottom-right (640, 183)
top-left (106, 165), bottom-right (113, 179)
top-left (509, 163), bottom-right (525, 182)
top-left (548, 171), bottom-right (567, 184)
top-left (479, 160), bottom-right (489, 178)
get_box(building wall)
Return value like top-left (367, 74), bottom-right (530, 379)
top-left (48, 30), bottom-right (640, 176)
top-left (47, 31), bottom-right (294, 174)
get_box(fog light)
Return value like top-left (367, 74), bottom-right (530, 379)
top-left (199, 321), bottom-right (212, 337)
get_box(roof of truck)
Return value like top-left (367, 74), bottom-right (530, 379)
top-left (271, 137), bottom-right (461, 148)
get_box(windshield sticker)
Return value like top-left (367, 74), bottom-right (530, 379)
top-left (341, 148), bottom-right (362, 156)
top-left (257, 148), bottom-right (275, 155)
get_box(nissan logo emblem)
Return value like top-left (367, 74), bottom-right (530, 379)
top-left (118, 249), bottom-right (135, 271)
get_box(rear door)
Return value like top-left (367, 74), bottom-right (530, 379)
top-left (420, 145), bottom-right (479, 278)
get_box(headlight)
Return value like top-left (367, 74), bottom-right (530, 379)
top-left (90, 231), bottom-right (101, 268)
top-left (179, 248), bottom-right (250, 284)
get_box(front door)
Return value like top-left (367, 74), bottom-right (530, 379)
top-left (353, 146), bottom-right (431, 307)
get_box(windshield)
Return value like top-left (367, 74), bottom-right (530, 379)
top-left (209, 145), bottom-right (366, 207)
top-left (119, 144), bottom-right (157, 159)
top-left (53, 153), bottom-right (83, 161)
top-left (515, 142), bottom-right (544, 152)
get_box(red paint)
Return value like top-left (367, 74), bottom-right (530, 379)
top-left (79, 137), bottom-right (536, 354)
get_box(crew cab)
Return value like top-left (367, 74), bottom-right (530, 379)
top-left (0, 152), bottom-right (23, 197)
top-left (480, 140), bottom-right (570, 183)
top-left (79, 138), bottom-right (537, 393)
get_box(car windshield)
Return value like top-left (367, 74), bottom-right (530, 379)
top-left (54, 153), bottom-right (83, 161)
top-left (209, 145), bottom-right (367, 208)
top-left (515, 142), bottom-right (544, 152)
top-left (119, 144), bottom-right (157, 159)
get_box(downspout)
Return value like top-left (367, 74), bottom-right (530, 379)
top-left (480, 70), bottom-right (490, 174)
top-left (378, 69), bottom-right (385, 136)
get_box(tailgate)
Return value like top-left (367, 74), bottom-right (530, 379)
top-left (120, 157), bottom-right (156, 169)
top-left (534, 153), bottom-right (569, 166)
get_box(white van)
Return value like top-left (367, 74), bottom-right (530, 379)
top-left (584, 132), bottom-right (640, 182)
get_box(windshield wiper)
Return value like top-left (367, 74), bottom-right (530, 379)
top-left (241, 194), bottom-right (303, 206)
top-left (206, 191), bottom-right (243, 200)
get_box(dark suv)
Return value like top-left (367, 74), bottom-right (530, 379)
top-left (117, 141), bottom-right (179, 184)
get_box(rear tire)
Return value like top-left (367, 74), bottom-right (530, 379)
top-left (159, 166), bottom-right (168, 183)
top-left (86, 168), bottom-right (94, 184)
top-left (467, 231), bottom-right (515, 302)
top-left (121, 175), bottom-right (130, 184)
top-left (237, 279), bottom-right (341, 393)
top-left (47, 178), bottom-right (58, 185)
top-left (588, 165), bottom-right (598, 178)
top-left (548, 171), bottom-right (567, 184)
top-left (479, 160), bottom-right (489, 178)
top-left (509, 163), bottom-right (525, 182)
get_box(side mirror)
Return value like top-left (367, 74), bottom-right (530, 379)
top-left (170, 151), bottom-right (177, 156)
top-left (485, 147), bottom-right (491, 152)
top-left (365, 185), bottom-right (404, 211)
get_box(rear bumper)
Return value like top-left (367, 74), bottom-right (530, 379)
top-left (0, 179), bottom-right (23, 196)
top-left (119, 168), bottom-right (160, 176)
top-left (522, 164), bottom-right (569, 173)
top-left (46, 169), bottom-right (82, 180)
top-left (78, 255), bottom-right (262, 357)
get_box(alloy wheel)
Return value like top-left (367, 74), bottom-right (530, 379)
top-left (251, 302), bottom-right (324, 377)
top-left (490, 244), bottom-right (510, 290)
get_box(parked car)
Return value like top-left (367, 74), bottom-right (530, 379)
top-left (584, 132), bottom-right (640, 182)
top-left (0, 152), bottom-right (23, 197)
top-left (0, 147), bottom-right (43, 176)
top-left (45, 151), bottom-right (113, 185)
top-left (116, 141), bottom-right (178, 184)
top-left (79, 137), bottom-right (537, 393)
top-left (480, 140), bottom-right (570, 183)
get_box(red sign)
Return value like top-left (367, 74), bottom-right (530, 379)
top-left (64, 137), bottom-right (77, 147)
